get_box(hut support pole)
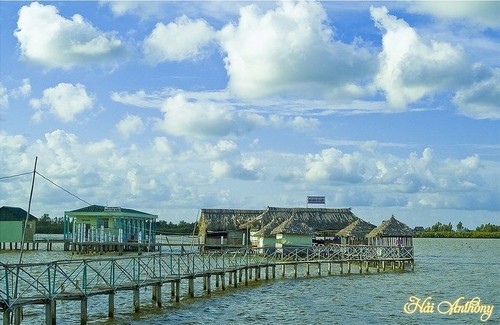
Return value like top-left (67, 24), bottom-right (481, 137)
top-left (3, 311), bottom-right (9, 325)
top-left (81, 298), bottom-right (88, 325)
top-left (170, 282), bottom-right (175, 299)
top-left (281, 264), bottom-right (286, 277)
top-left (272, 265), bottom-right (276, 279)
top-left (265, 266), bottom-right (269, 280)
top-left (133, 288), bottom-right (140, 313)
top-left (339, 262), bottom-right (343, 274)
top-left (188, 277), bottom-right (194, 298)
top-left (215, 274), bottom-right (220, 288)
top-left (244, 267), bottom-right (248, 286)
top-left (14, 307), bottom-right (22, 325)
top-left (306, 263), bottom-right (310, 277)
top-left (206, 275), bottom-right (211, 294)
top-left (221, 273), bottom-right (226, 291)
top-left (327, 262), bottom-right (332, 275)
top-left (348, 262), bottom-right (351, 274)
top-left (108, 292), bottom-right (115, 318)
top-left (318, 263), bottom-right (321, 276)
top-left (175, 280), bottom-right (180, 302)
top-left (294, 264), bottom-right (297, 278)
top-left (233, 271), bottom-right (237, 288)
top-left (155, 284), bottom-right (162, 307)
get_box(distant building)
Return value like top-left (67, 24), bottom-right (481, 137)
top-left (64, 205), bottom-right (157, 244)
top-left (0, 206), bottom-right (37, 243)
top-left (414, 226), bottom-right (425, 232)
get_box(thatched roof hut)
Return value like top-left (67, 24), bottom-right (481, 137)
top-left (366, 215), bottom-right (415, 246)
top-left (336, 219), bottom-right (376, 245)
top-left (270, 216), bottom-right (314, 236)
top-left (198, 208), bottom-right (263, 234)
top-left (252, 207), bottom-right (360, 236)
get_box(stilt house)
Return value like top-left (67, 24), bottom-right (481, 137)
top-left (336, 219), bottom-right (376, 245)
top-left (366, 215), bottom-right (415, 246)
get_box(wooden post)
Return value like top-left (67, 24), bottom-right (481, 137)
top-left (108, 292), bottom-right (115, 318)
top-left (317, 262), bottom-right (321, 276)
top-left (14, 307), bottom-right (22, 325)
top-left (221, 272), bottom-right (226, 291)
top-left (170, 282), bottom-right (175, 299)
top-left (155, 284), bottom-right (162, 307)
top-left (339, 262), bottom-right (343, 274)
top-left (244, 267), bottom-right (249, 286)
top-left (294, 264), bottom-right (297, 278)
top-left (272, 265), bottom-right (276, 279)
top-left (188, 277), bottom-right (194, 297)
top-left (206, 274), bottom-right (211, 294)
top-left (348, 262), bottom-right (351, 274)
top-left (306, 263), bottom-right (310, 277)
top-left (233, 271), bottom-right (237, 288)
top-left (175, 280), bottom-right (180, 302)
top-left (133, 287), bottom-right (140, 313)
top-left (281, 264), bottom-right (286, 277)
top-left (216, 274), bottom-right (220, 288)
top-left (327, 262), bottom-right (332, 275)
top-left (3, 310), bottom-right (10, 325)
top-left (239, 269), bottom-right (243, 283)
top-left (265, 266), bottom-right (269, 280)
top-left (81, 297), bottom-right (88, 325)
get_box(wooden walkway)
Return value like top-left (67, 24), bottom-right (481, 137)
top-left (0, 245), bottom-right (414, 325)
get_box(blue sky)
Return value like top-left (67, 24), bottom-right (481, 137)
top-left (0, 1), bottom-right (499, 229)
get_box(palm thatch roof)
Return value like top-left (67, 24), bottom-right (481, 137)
top-left (248, 206), bottom-right (360, 236)
top-left (336, 219), bottom-right (376, 238)
top-left (366, 215), bottom-right (415, 238)
top-left (270, 216), bottom-right (315, 235)
top-left (198, 209), bottom-right (264, 234)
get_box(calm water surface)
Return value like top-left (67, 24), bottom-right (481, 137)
top-left (1, 238), bottom-right (499, 324)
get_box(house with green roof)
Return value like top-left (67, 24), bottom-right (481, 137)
top-left (0, 206), bottom-right (38, 243)
top-left (64, 205), bottom-right (158, 244)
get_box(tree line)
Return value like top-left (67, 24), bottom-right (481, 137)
top-left (417, 221), bottom-right (500, 238)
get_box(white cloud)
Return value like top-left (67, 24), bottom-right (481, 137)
top-left (143, 16), bottom-right (216, 64)
top-left (116, 114), bottom-right (145, 138)
top-left (218, 1), bottom-right (375, 99)
top-left (453, 66), bottom-right (500, 120)
top-left (408, 1), bottom-right (500, 29)
top-left (305, 148), bottom-right (366, 183)
top-left (30, 83), bottom-right (94, 122)
top-left (0, 84), bottom-right (8, 108)
top-left (371, 6), bottom-right (470, 109)
top-left (14, 2), bottom-right (126, 69)
top-left (155, 93), bottom-right (265, 139)
top-left (104, 1), bottom-right (166, 19)
top-left (11, 79), bottom-right (32, 98)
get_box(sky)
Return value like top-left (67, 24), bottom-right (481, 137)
top-left (0, 1), bottom-right (499, 229)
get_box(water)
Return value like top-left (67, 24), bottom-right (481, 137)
top-left (1, 238), bottom-right (499, 324)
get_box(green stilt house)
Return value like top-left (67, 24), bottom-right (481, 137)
top-left (64, 205), bottom-right (157, 244)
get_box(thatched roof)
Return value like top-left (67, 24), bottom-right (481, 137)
top-left (247, 206), bottom-right (360, 236)
top-left (336, 219), bottom-right (376, 238)
top-left (270, 216), bottom-right (314, 235)
top-left (366, 215), bottom-right (415, 238)
top-left (198, 209), bottom-right (264, 233)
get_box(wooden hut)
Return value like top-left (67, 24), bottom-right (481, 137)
top-left (271, 216), bottom-right (315, 251)
top-left (0, 206), bottom-right (37, 245)
top-left (366, 215), bottom-right (415, 246)
top-left (336, 219), bottom-right (376, 245)
top-left (198, 209), bottom-right (264, 249)
top-left (241, 207), bottom-right (361, 249)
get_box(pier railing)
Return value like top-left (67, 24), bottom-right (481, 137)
top-left (0, 245), bottom-right (413, 312)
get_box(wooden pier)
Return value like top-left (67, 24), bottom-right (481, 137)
top-left (0, 245), bottom-right (414, 325)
